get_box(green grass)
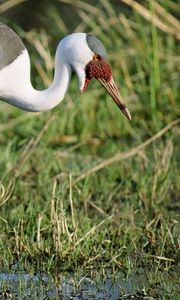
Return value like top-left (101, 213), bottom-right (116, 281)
top-left (0, 1), bottom-right (180, 296)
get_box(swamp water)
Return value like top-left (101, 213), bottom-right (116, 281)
top-left (0, 268), bottom-right (179, 299)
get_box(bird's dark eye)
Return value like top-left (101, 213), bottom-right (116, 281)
top-left (93, 53), bottom-right (101, 61)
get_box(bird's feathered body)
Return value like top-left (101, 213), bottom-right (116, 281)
top-left (0, 23), bottom-right (25, 70)
top-left (0, 22), bottom-right (131, 119)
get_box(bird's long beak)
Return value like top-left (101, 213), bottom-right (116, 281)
top-left (97, 77), bottom-right (131, 121)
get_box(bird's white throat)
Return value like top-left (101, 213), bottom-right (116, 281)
top-left (0, 49), bottom-right (72, 112)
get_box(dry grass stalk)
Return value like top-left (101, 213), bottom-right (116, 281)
top-left (59, 193), bottom-right (66, 235)
top-left (58, 0), bottom-right (100, 15)
top-left (154, 2), bottom-right (180, 31)
top-left (0, 0), bottom-right (26, 13)
top-left (0, 181), bottom-right (15, 207)
top-left (26, 31), bottom-right (53, 71)
top-left (85, 252), bottom-right (104, 265)
top-left (119, 14), bottom-right (135, 39)
top-left (26, 31), bottom-right (53, 86)
top-left (151, 139), bottom-right (173, 202)
top-left (121, 0), bottom-right (180, 40)
top-left (145, 254), bottom-right (175, 262)
top-left (51, 181), bottom-right (62, 252)
top-left (15, 115), bottom-right (55, 176)
top-left (50, 179), bottom-right (78, 251)
top-left (13, 227), bottom-right (19, 256)
top-left (86, 199), bottom-right (110, 218)
top-left (51, 180), bottom-right (57, 221)
top-left (75, 215), bottom-right (113, 247)
top-left (74, 119), bottom-right (180, 183)
top-left (69, 173), bottom-right (76, 232)
top-left (37, 213), bottom-right (43, 249)
top-left (13, 218), bottom-right (24, 255)
top-left (34, 61), bottom-right (52, 87)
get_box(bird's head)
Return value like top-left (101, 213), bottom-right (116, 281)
top-left (59, 33), bottom-right (131, 120)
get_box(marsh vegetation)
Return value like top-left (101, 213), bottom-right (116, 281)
top-left (0, 0), bottom-right (179, 298)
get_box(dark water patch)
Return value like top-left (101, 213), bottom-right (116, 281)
top-left (0, 268), bottom-right (179, 299)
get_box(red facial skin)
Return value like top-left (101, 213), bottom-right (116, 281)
top-left (82, 55), bottom-right (131, 120)
top-left (83, 56), bottom-right (112, 92)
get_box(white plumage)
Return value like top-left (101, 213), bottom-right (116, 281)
top-left (0, 33), bottom-right (93, 111)
top-left (0, 23), bottom-right (131, 120)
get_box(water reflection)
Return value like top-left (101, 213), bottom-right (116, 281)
top-left (0, 269), bottom-right (179, 299)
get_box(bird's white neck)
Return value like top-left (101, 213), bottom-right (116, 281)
top-left (0, 49), bottom-right (72, 112)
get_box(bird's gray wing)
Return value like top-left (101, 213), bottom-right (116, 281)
top-left (0, 22), bottom-right (25, 71)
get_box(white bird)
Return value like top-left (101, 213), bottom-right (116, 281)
top-left (0, 23), bottom-right (131, 120)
